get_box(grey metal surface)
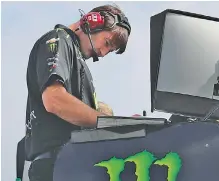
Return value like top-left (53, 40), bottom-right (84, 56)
top-left (97, 116), bottom-right (166, 128)
top-left (70, 128), bottom-right (146, 143)
top-left (155, 91), bottom-right (219, 119)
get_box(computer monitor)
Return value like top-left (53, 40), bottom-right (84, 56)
top-left (150, 9), bottom-right (219, 119)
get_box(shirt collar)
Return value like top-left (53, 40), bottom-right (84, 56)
top-left (54, 24), bottom-right (81, 49)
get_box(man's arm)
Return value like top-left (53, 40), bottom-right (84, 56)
top-left (36, 31), bottom-right (105, 127)
top-left (42, 82), bottom-right (104, 127)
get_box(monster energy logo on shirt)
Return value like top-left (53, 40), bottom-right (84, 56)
top-left (46, 38), bottom-right (60, 53)
top-left (49, 42), bottom-right (57, 52)
top-left (94, 150), bottom-right (182, 181)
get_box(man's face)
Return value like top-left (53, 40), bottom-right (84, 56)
top-left (81, 31), bottom-right (116, 59)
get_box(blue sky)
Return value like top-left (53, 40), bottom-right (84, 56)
top-left (2, 1), bottom-right (219, 181)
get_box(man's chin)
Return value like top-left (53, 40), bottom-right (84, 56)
top-left (81, 51), bottom-right (96, 60)
top-left (83, 56), bottom-right (90, 60)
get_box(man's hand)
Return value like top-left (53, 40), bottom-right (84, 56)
top-left (97, 101), bottom-right (114, 116)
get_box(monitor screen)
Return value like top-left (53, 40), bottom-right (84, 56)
top-left (150, 10), bottom-right (219, 119)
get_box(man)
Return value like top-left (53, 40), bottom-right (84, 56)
top-left (25, 4), bottom-right (131, 181)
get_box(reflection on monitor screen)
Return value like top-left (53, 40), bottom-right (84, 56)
top-left (157, 13), bottom-right (219, 99)
top-left (150, 10), bottom-right (219, 119)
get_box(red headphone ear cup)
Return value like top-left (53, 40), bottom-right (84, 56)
top-left (80, 12), bottom-right (105, 33)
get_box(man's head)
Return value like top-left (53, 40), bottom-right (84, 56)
top-left (71, 4), bottom-right (131, 59)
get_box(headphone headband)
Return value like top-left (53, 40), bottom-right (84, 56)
top-left (80, 11), bottom-right (131, 35)
top-left (106, 11), bottom-right (131, 35)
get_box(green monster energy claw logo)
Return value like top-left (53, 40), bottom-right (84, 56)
top-left (46, 38), bottom-right (59, 53)
top-left (94, 150), bottom-right (182, 181)
top-left (49, 42), bottom-right (58, 52)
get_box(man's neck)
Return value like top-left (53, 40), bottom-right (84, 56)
top-left (68, 22), bottom-right (89, 61)
top-left (68, 22), bottom-right (81, 36)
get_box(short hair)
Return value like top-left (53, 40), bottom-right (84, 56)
top-left (89, 4), bottom-right (130, 54)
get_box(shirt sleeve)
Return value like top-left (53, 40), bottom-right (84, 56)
top-left (36, 31), bottom-right (73, 93)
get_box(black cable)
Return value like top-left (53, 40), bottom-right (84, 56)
top-left (78, 9), bottom-right (99, 62)
top-left (199, 104), bottom-right (219, 122)
top-left (79, 9), bottom-right (85, 17)
top-left (199, 80), bottom-right (219, 122)
top-left (86, 27), bottom-right (99, 62)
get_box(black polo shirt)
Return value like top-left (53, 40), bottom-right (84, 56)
top-left (25, 24), bottom-right (98, 161)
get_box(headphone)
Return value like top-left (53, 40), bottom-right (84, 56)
top-left (78, 9), bottom-right (131, 62)
top-left (79, 10), bottom-right (131, 35)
